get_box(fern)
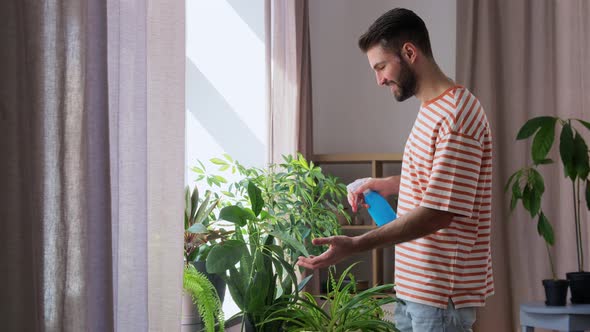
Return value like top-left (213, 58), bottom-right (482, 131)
top-left (183, 265), bottom-right (225, 332)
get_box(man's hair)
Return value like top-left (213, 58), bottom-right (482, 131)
top-left (358, 8), bottom-right (433, 58)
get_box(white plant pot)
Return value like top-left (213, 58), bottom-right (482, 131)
top-left (181, 292), bottom-right (203, 332)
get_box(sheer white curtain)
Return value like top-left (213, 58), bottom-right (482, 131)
top-left (1, 1), bottom-right (184, 330)
top-left (267, 0), bottom-right (314, 163)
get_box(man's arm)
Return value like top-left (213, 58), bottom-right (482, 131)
top-left (296, 206), bottom-right (454, 270)
top-left (355, 205), bottom-right (453, 250)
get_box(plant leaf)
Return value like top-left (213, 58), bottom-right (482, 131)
top-left (247, 181), bottom-right (263, 217)
top-left (210, 158), bottom-right (227, 166)
top-left (223, 153), bottom-right (233, 162)
top-left (219, 206), bottom-right (250, 227)
top-left (194, 192), bottom-right (213, 225)
top-left (532, 120), bottom-right (556, 163)
top-left (512, 179), bottom-right (522, 199)
top-left (191, 166), bottom-right (204, 174)
top-left (212, 175), bottom-right (227, 184)
top-left (529, 168), bottom-right (545, 194)
top-left (225, 267), bottom-right (246, 309)
top-left (576, 119), bottom-right (590, 132)
top-left (536, 158), bottom-right (554, 165)
top-left (510, 195), bottom-right (518, 211)
top-left (187, 222), bottom-right (208, 234)
top-left (529, 188), bottom-right (541, 218)
top-left (206, 240), bottom-right (247, 274)
top-left (522, 185), bottom-right (531, 211)
top-left (505, 170), bottom-right (522, 193)
top-left (220, 190), bottom-right (235, 198)
top-left (270, 231), bottom-right (309, 257)
top-left (537, 212), bottom-right (555, 246)
top-left (305, 176), bottom-right (316, 187)
top-left (298, 274), bottom-right (314, 292)
top-left (560, 123), bottom-right (576, 180)
top-left (184, 187), bottom-right (192, 229)
top-left (190, 186), bottom-right (199, 219)
top-left (573, 133), bottom-right (589, 179)
top-left (517, 116), bottom-right (556, 140)
top-left (246, 270), bottom-right (271, 313)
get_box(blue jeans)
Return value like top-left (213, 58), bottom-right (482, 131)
top-left (393, 299), bottom-right (476, 332)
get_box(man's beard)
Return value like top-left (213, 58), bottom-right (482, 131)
top-left (390, 58), bottom-right (417, 102)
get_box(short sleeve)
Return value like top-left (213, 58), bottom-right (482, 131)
top-left (420, 131), bottom-right (483, 217)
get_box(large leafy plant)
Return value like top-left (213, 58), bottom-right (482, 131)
top-left (204, 181), bottom-right (310, 332)
top-left (192, 153), bottom-right (349, 261)
top-left (261, 263), bottom-right (399, 332)
top-left (506, 116), bottom-right (590, 278)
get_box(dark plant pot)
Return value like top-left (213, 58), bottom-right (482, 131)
top-left (566, 271), bottom-right (590, 304)
top-left (542, 279), bottom-right (568, 306)
top-left (227, 315), bottom-right (255, 332)
top-left (192, 260), bottom-right (226, 303)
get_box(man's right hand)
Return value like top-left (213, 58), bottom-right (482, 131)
top-left (296, 236), bottom-right (357, 270)
top-left (347, 176), bottom-right (400, 213)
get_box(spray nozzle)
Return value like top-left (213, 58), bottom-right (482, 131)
top-left (346, 178), bottom-right (372, 195)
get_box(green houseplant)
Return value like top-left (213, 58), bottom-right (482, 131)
top-left (192, 153), bottom-right (349, 263)
top-left (204, 181), bottom-right (310, 332)
top-left (506, 116), bottom-right (590, 304)
top-left (261, 263), bottom-right (399, 332)
top-left (183, 186), bottom-right (227, 331)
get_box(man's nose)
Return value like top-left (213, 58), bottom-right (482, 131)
top-left (376, 73), bottom-right (387, 86)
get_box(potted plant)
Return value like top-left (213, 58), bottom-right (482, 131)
top-left (204, 181), bottom-right (311, 331)
top-left (260, 262), bottom-right (400, 331)
top-left (506, 116), bottom-right (590, 305)
top-left (183, 186), bottom-right (232, 331)
top-left (192, 153), bottom-right (349, 263)
top-left (183, 264), bottom-right (225, 332)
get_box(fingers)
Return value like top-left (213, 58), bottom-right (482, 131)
top-left (348, 191), bottom-right (367, 213)
top-left (312, 237), bottom-right (333, 246)
top-left (347, 192), bottom-right (356, 212)
top-left (296, 253), bottom-right (331, 270)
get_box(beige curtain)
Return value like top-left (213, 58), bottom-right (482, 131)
top-left (456, 1), bottom-right (590, 331)
top-left (0, 0), bottom-right (184, 330)
top-left (267, 0), bottom-right (314, 163)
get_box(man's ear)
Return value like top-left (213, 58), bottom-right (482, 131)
top-left (401, 42), bottom-right (418, 63)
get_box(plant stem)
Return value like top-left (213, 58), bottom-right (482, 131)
top-left (572, 180), bottom-right (583, 272)
top-left (576, 179), bottom-right (584, 271)
top-left (546, 242), bottom-right (557, 280)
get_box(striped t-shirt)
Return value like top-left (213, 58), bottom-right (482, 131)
top-left (394, 85), bottom-right (493, 309)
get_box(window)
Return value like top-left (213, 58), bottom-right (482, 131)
top-left (185, 0), bottom-right (266, 318)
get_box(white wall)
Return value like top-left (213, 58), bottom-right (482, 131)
top-left (309, 0), bottom-right (457, 154)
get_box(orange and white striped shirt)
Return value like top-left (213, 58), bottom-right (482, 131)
top-left (394, 85), bottom-right (493, 309)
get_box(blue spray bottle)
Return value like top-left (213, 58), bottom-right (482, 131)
top-left (347, 178), bottom-right (397, 227)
